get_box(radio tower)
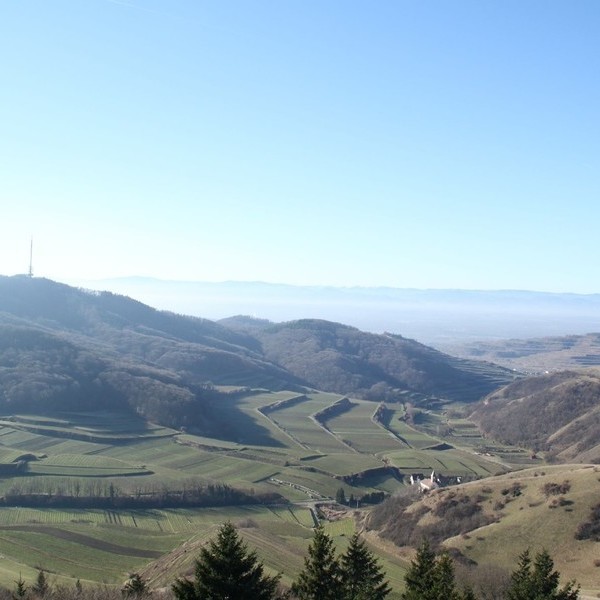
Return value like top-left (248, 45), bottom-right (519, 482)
top-left (28, 237), bottom-right (33, 278)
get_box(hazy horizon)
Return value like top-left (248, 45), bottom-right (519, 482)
top-left (53, 275), bottom-right (600, 347)
top-left (2, 1), bottom-right (599, 293)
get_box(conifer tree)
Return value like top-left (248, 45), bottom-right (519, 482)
top-left (122, 573), bottom-right (149, 598)
top-left (291, 525), bottom-right (342, 600)
top-left (507, 549), bottom-right (534, 600)
top-left (12, 574), bottom-right (27, 600)
top-left (340, 532), bottom-right (391, 600)
top-left (172, 521), bottom-right (281, 600)
top-left (431, 552), bottom-right (459, 600)
top-left (401, 541), bottom-right (474, 600)
top-left (401, 540), bottom-right (438, 600)
top-left (32, 569), bottom-right (49, 597)
top-left (506, 549), bottom-right (579, 600)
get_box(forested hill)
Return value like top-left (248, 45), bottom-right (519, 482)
top-left (220, 318), bottom-right (517, 402)
top-left (0, 276), bottom-right (304, 427)
top-left (0, 276), bottom-right (515, 428)
top-left (471, 369), bottom-right (600, 462)
top-left (0, 276), bottom-right (260, 353)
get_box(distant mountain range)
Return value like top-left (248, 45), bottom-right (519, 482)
top-left (63, 277), bottom-right (600, 347)
top-left (0, 276), bottom-right (515, 430)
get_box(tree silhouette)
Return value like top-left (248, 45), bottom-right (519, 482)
top-left (340, 532), bottom-right (390, 599)
top-left (401, 540), bottom-right (473, 600)
top-left (172, 521), bottom-right (281, 600)
top-left (402, 540), bottom-right (439, 600)
top-left (12, 574), bottom-right (27, 599)
top-left (32, 569), bottom-right (49, 597)
top-left (121, 573), bottom-right (149, 598)
top-left (506, 549), bottom-right (579, 600)
top-left (292, 525), bottom-right (342, 600)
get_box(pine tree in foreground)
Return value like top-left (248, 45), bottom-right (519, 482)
top-left (12, 575), bottom-right (27, 600)
top-left (340, 532), bottom-right (391, 600)
top-left (401, 540), bottom-right (474, 600)
top-left (291, 525), bottom-right (342, 600)
top-left (505, 549), bottom-right (579, 600)
top-left (121, 573), bottom-right (149, 598)
top-left (401, 540), bottom-right (439, 600)
top-left (172, 521), bottom-right (281, 600)
top-left (32, 569), bottom-right (49, 598)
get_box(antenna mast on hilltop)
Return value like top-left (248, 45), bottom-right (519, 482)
top-left (28, 237), bottom-right (33, 278)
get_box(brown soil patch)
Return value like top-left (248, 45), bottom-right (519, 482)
top-left (0, 525), bottom-right (163, 558)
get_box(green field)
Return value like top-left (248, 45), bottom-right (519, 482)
top-left (324, 400), bottom-right (405, 454)
top-left (0, 393), bottom-right (540, 593)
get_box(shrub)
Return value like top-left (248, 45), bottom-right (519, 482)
top-left (542, 481), bottom-right (571, 497)
top-left (575, 503), bottom-right (600, 541)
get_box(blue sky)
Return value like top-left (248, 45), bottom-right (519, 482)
top-left (1, 0), bottom-right (599, 292)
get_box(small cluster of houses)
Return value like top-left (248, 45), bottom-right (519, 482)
top-left (409, 470), bottom-right (462, 493)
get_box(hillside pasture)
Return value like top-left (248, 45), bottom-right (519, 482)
top-left (383, 447), bottom-right (502, 479)
top-left (0, 447), bottom-right (40, 463)
top-left (0, 505), bottom-right (311, 586)
top-left (0, 412), bottom-right (176, 444)
top-left (441, 465), bottom-right (600, 598)
top-left (378, 408), bottom-right (441, 449)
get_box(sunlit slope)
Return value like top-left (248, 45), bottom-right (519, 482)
top-left (368, 464), bottom-right (600, 597)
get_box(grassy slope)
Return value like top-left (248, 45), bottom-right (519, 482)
top-left (371, 464), bottom-right (600, 597)
top-left (446, 465), bottom-right (600, 594)
top-left (139, 513), bottom-right (406, 599)
top-left (0, 392), bottom-right (529, 592)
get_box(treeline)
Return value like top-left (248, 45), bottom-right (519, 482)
top-left (169, 527), bottom-right (579, 600)
top-left (1, 479), bottom-right (283, 510)
top-left (0, 324), bottom-right (222, 429)
top-left (335, 486), bottom-right (385, 506)
top-left (0, 523), bottom-right (580, 600)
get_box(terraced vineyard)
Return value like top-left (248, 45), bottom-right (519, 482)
top-left (0, 392), bottom-right (538, 591)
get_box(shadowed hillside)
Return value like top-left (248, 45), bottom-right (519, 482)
top-left (0, 277), bottom-right (306, 427)
top-left (0, 277), bottom-right (515, 432)
top-left (471, 369), bottom-right (600, 462)
top-left (223, 317), bottom-right (517, 402)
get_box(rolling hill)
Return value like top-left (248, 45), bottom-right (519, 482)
top-left (2, 276), bottom-right (598, 596)
top-left (0, 276), bottom-right (516, 431)
top-left (470, 369), bottom-right (600, 462)
top-left (366, 464), bottom-right (600, 598)
top-left (227, 317), bottom-right (516, 402)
